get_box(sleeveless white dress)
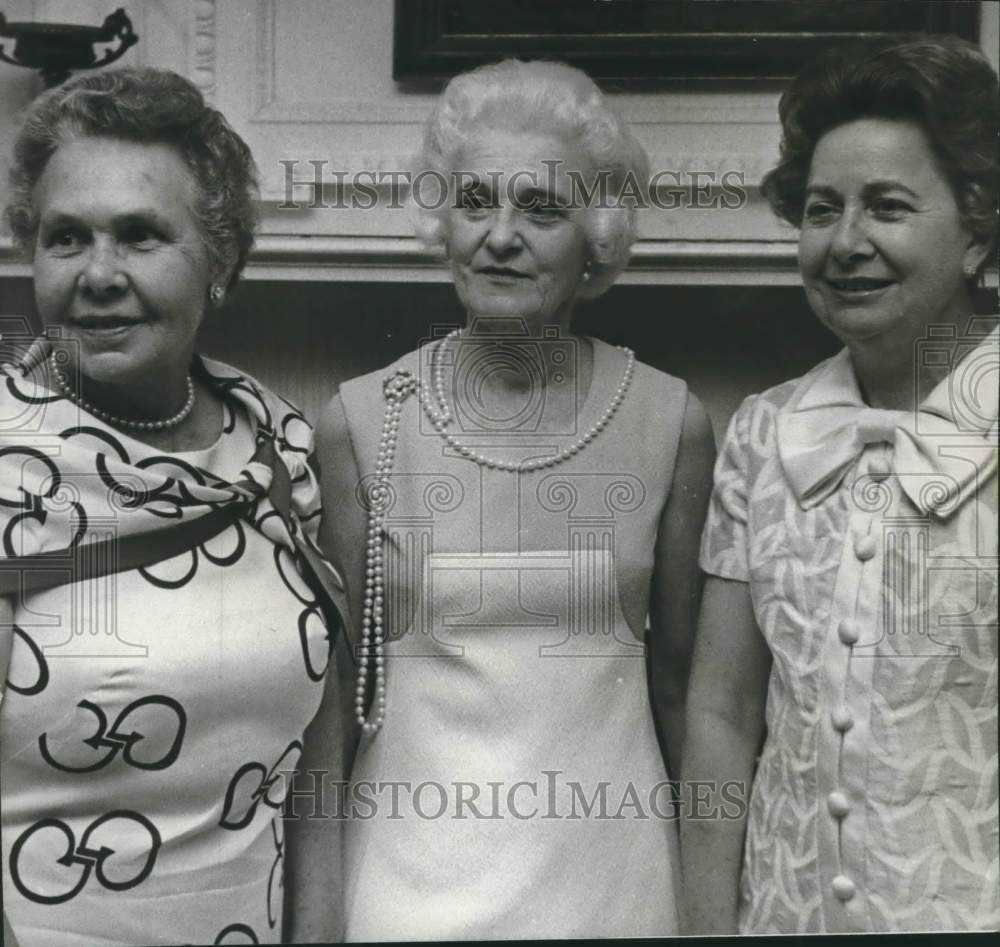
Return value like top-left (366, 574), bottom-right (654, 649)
top-left (339, 338), bottom-right (688, 940)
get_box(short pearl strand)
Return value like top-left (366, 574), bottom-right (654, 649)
top-left (354, 335), bottom-right (635, 732)
top-left (421, 328), bottom-right (635, 471)
top-left (51, 354), bottom-right (195, 432)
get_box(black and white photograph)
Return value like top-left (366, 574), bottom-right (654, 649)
top-left (0, 1), bottom-right (997, 944)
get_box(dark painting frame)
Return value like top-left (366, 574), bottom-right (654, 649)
top-left (393, 0), bottom-right (980, 84)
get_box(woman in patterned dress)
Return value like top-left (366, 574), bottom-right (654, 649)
top-left (0, 68), bottom-right (345, 945)
top-left (315, 59), bottom-right (716, 939)
top-left (681, 35), bottom-right (998, 934)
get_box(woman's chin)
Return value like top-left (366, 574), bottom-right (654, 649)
top-left (69, 347), bottom-right (147, 389)
top-left (809, 296), bottom-right (908, 346)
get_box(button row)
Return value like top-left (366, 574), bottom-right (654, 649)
top-left (827, 790), bottom-right (851, 818)
top-left (853, 534), bottom-right (877, 561)
top-left (838, 619), bottom-right (860, 645)
top-left (831, 706), bottom-right (854, 732)
top-left (832, 874), bottom-right (856, 901)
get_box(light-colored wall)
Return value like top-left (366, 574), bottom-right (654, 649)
top-left (5, 1), bottom-right (997, 281)
top-left (2, 2), bottom-right (998, 435)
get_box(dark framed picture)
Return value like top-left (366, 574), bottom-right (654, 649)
top-left (393, 0), bottom-right (980, 83)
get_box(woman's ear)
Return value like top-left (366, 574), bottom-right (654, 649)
top-left (960, 184), bottom-right (995, 277)
top-left (961, 236), bottom-right (993, 282)
top-left (208, 281), bottom-right (227, 309)
top-left (207, 266), bottom-right (236, 309)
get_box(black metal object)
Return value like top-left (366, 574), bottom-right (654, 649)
top-left (0, 7), bottom-right (138, 88)
top-left (393, 0), bottom-right (980, 85)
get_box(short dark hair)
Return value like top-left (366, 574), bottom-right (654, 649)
top-left (762, 35), bottom-right (999, 252)
top-left (6, 67), bottom-right (259, 287)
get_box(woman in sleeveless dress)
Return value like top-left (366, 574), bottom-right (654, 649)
top-left (315, 59), bottom-right (715, 940)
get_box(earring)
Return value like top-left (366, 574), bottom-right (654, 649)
top-left (210, 284), bottom-right (224, 303)
top-left (582, 260), bottom-right (593, 283)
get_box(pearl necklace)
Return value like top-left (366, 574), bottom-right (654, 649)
top-left (51, 354), bottom-right (195, 432)
top-left (419, 328), bottom-right (635, 471)
top-left (354, 332), bottom-right (635, 733)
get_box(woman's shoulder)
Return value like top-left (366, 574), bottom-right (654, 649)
top-left (727, 351), bottom-right (846, 432)
top-left (590, 336), bottom-right (687, 402)
top-left (339, 347), bottom-right (424, 399)
top-left (198, 354), bottom-right (310, 421)
top-left (197, 355), bottom-right (314, 457)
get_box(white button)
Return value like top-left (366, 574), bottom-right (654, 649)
top-left (838, 620), bottom-right (860, 645)
top-left (832, 874), bottom-right (856, 901)
top-left (827, 791), bottom-right (851, 818)
top-left (832, 707), bottom-right (854, 732)
top-left (867, 457), bottom-right (891, 480)
top-left (854, 535), bottom-right (877, 561)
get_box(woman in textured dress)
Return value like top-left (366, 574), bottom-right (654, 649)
top-left (0, 68), bottom-right (345, 946)
top-left (681, 35), bottom-right (998, 934)
top-left (316, 59), bottom-right (715, 939)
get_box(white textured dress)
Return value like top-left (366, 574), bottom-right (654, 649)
top-left (339, 338), bottom-right (688, 940)
top-left (700, 326), bottom-right (999, 933)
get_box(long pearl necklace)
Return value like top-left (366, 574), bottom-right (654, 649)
top-left (51, 354), bottom-right (195, 432)
top-left (354, 331), bottom-right (635, 733)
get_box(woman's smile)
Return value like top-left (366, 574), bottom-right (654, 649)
top-left (823, 276), bottom-right (895, 295)
top-left (71, 313), bottom-right (145, 337)
top-left (476, 265), bottom-right (532, 283)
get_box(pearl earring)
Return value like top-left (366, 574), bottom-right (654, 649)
top-left (582, 260), bottom-right (593, 283)
top-left (210, 284), bottom-right (224, 303)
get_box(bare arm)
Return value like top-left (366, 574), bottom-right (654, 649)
top-left (313, 395), bottom-right (366, 773)
top-left (648, 394), bottom-right (716, 778)
top-left (679, 576), bottom-right (771, 935)
top-left (1, 595), bottom-right (12, 703)
top-left (283, 396), bottom-right (366, 942)
top-left (284, 647), bottom-right (345, 943)
top-left (1, 595), bottom-right (22, 947)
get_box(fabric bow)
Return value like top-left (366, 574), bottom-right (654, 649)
top-left (776, 331), bottom-right (999, 517)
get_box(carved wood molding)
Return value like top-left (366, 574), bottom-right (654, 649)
top-left (3, 234), bottom-right (997, 287)
top-left (190, 0), bottom-right (217, 103)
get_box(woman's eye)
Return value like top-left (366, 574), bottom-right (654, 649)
top-left (870, 198), bottom-right (911, 220)
top-left (803, 202), bottom-right (838, 224)
top-left (121, 224), bottom-right (160, 246)
top-left (46, 228), bottom-right (85, 251)
top-left (458, 191), bottom-right (492, 214)
top-left (525, 201), bottom-right (562, 220)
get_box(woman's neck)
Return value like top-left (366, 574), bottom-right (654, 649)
top-left (452, 315), bottom-right (593, 423)
top-left (847, 311), bottom-right (973, 411)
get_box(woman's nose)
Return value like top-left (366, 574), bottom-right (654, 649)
top-left (830, 207), bottom-right (874, 263)
top-left (79, 239), bottom-right (128, 297)
top-left (484, 206), bottom-right (522, 254)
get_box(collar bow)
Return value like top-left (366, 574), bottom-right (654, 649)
top-left (776, 337), bottom-right (999, 518)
